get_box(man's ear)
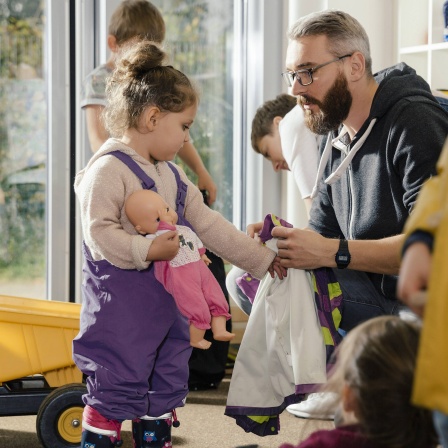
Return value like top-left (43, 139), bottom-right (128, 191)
top-left (348, 51), bottom-right (365, 82)
top-left (144, 106), bottom-right (161, 131)
top-left (107, 35), bottom-right (119, 53)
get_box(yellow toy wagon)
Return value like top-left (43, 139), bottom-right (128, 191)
top-left (0, 295), bottom-right (85, 447)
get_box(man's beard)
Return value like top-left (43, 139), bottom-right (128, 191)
top-left (298, 72), bottom-right (352, 135)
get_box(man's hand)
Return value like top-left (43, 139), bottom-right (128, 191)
top-left (397, 242), bottom-right (432, 317)
top-left (147, 231), bottom-right (179, 261)
top-left (272, 227), bottom-right (335, 270)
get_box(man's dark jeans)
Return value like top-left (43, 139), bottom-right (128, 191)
top-left (333, 269), bottom-right (405, 332)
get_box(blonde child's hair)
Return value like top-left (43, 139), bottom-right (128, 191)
top-left (104, 40), bottom-right (199, 138)
top-left (108, 0), bottom-right (166, 45)
top-left (324, 316), bottom-right (438, 448)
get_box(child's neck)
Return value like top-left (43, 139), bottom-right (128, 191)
top-left (120, 133), bottom-right (156, 164)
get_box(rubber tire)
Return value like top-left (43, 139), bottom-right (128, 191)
top-left (36, 383), bottom-right (86, 448)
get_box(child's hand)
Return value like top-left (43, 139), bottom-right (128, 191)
top-left (269, 256), bottom-right (288, 280)
top-left (246, 221), bottom-right (263, 240)
top-left (397, 242), bottom-right (432, 317)
top-left (198, 170), bottom-right (217, 205)
top-left (147, 231), bottom-right (179, 261)
top-left (201, 253), bottom-right (212, 266)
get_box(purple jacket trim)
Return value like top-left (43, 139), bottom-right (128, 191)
top-left (295, 383), bottom-right (321, 394)
top-left (224, 393), bottom-right (305, 437)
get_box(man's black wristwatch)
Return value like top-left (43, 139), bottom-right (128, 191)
top-left (335, 239), bottom-right (351, 269)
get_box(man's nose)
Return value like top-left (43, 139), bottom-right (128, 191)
top-left (291, 78), bottom-right (307, 97)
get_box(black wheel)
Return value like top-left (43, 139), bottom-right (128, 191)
top-left (36, 383), bottom-right (86, 448)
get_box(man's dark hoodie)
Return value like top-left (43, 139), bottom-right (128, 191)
top-left (309, 63), bottom-right (448, 301)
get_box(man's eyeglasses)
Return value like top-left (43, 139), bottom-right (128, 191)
top-left (281, 54), bottom-right (352, 87)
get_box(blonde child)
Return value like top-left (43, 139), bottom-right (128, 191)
top-left (279, 316), bottom-right (438, 448)
top-left (398, 138), bottom-right (448, 447)
top-left (80, 0), bottom-right (217, 203)
top-left (74, 40), bottom-right (277, 448)
top-left (125, 189), bottom-right (235, 350)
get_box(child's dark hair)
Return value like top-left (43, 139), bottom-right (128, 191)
top-left (325, 316), bottom-right (438, 448)
top-left (251, 94), bottom-right (297, 154)
top-left (104, 40), bottom-right (199, 138)
top-left (109, 0), bottom-right (166, 45)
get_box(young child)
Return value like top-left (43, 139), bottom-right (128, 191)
top-left (398, 137), bottom-right (448, 447)
top-left (250, 93), bottom-right (320, 215)
top-left (80, 0), bottom-right (217, 204)
top-left (125, 189), bottom-right (235, 350)
top-left (227, 94), bottom-right (320, 317)
top-left (278, 316), bottom-right (438, 448)
top-left (73, 40), bottom-right (277, 448)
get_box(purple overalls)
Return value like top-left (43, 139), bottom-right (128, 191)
top-left (73, 151), bottom-right (192, 421)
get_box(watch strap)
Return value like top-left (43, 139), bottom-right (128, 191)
top-left (335, 238), bottom-right (351, 269)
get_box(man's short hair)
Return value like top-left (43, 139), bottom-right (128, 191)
top-left (109, 0), bottom-right (166, 45)
top-left (251, 94), bottom-right (297, 153)
top-left (288, 10), bottom-right (372, 76)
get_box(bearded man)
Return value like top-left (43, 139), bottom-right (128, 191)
top-left (248, 9), bottom-right (448, 420)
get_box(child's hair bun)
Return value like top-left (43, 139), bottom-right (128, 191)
top-left (117, 40), bottom-right (167, 81)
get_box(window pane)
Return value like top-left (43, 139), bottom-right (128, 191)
top-left (0, 0), bottom-right (46, 298)
top-left (151, 0), bottom-right (234, 220)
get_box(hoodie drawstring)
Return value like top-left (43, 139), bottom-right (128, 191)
top-left (310, 119), bottom-right (377, 198)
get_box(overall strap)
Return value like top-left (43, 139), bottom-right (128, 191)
top-left (109, 150), bottom-right (156, 191)
top-left (167, 162), bottom-right (188, 216)
top-left (108, 151), bottom-right (189, 216)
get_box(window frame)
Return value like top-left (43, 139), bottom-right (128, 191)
top-left (45, 0), bottom-right (73, 301)
top-left (233, 0), bottom-right (287, 231)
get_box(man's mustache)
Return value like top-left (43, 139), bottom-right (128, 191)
top-left (297, 95), bottom-right (324, 110)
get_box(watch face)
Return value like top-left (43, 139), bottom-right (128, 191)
top-left (338, 254), bottom-right (350, 262)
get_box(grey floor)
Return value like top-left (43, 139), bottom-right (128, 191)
top-left (0, 377), bottom-right (333, 448)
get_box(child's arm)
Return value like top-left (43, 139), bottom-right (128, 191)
top-left (177, 141), bottom-right (217, 205)
top-left (177, 173), bottom-right (276, 279)
top-left (397, 142), bottom-right (448, 316)
top-left (398, 240), bottom-right (432, 317)
top-left (85, 105), bottom-right (109, 153)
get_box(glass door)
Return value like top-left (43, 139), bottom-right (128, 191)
top-left (0, 0), bottom-right (46, 298)
top-left (0, 0), bottom-right (72, 301)
top-left (151, 0), bottom-right (235, 221)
